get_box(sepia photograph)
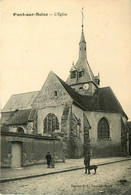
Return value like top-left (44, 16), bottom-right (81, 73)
top-left (0, 0), bottom-right (131, 194)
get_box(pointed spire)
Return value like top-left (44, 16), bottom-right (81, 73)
top-left (80, 28), bottom-right (86, 43)
top-left (80, 7), bottom-right (86, 43)
top-left (79, 8), bottom-right (87, 59)
top-left (70, 61), bottom-right (76, 71)
top-left (66, 8), bottom-right (100, 91)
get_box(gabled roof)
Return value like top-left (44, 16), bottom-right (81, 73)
top-left (57, 74), bottom-right (127, 118)
top-left (6, 109), bottom-right (31, 125)
top-left (56, 74), bottom-right (86, 110)
top-left (81, 87), bottom-right (127, 118)
top-left (2, 91), bottom-right (39, 112)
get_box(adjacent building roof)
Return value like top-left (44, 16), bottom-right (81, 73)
top-left (6, 109), bottom-right (31, 125)
top-left (2, 91), bottom-right (39, 112)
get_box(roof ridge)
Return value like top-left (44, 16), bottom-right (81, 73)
top-left (11, 90), bottom-right (40, 96)
top-left (109, 87), bottom-right (128, 118)
top-left (55, 74), bottom-right (86, 110)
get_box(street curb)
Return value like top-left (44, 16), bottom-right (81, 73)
top-left (1, 158), bottom-right (131, 183)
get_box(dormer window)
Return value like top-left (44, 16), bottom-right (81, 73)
top-left (71, 71), bottom-right (76, 79)
top-left (79, 71), bottom-right (83, 78)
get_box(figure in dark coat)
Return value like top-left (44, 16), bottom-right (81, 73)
top-left (84, 153), bottom-right (91, 174)
top-left (46, 152), bottom-right (52, 168)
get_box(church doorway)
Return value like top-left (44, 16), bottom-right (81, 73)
top-left (11, 142), bottom-right (22, 168)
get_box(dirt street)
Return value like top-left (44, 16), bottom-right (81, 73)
top-left (1, 160), bottom-right (131, 195)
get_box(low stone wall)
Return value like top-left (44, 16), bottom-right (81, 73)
top-left (1, 131), bottom-right (63, 168)
top-left (91, 142), bottom-right (122, 157)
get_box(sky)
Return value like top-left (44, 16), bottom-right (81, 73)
top-left (0, 0), bottom-right (131, 120)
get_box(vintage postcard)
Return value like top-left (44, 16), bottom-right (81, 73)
top-left (1, 0), bottom-right (131, 194)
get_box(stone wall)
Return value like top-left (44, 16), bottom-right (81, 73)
top-left (83, 112), bottom-right (91, 156)
top-left (121, 117), bottom-right (128, 156)
top-left (37, 106), bottom-right (64, 135)
top-left (68, 105), bottom-right (91, 158)
top-left (69, 105), bottom-right (86, 158)
top-left (70, 113), bottom-right (80, 158)
top-left (1, 111), bottom-right (15, 124)
top-left (32, 71), bottom-right (72, 109)
top-left (86, 111), bottom-right (122, 157)
top-left (1, 131), bottom-right (63, 168)
top-left (61, 104), bottom-right (71, 158)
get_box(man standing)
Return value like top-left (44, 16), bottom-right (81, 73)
top-left (84, 153), bottom-right (91, 174)
top-left (46, 152), bottom-right (52, 168)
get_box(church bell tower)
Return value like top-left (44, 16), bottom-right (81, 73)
top-left (66, 8), bottom-right (100, 96)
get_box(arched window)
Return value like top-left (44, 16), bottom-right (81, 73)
top-left (98, 118), bottom-right (110, 140)
top-left (43, 113), bottom-right (59, 134)
top-left (16, 127), bottom-right (24, 134)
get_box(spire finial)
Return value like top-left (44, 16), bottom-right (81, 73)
top-left (72, 61), bottom-right (76, 68)
top-left (81, 7), bottom-right (84, 28)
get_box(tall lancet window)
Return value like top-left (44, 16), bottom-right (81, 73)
top-left (98, 118), bottom-right (110, 140)
top-left (43, 113), bottom-right (59, 134)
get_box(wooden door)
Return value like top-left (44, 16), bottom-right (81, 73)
top-left (11, 142), bottom-right (22, 168)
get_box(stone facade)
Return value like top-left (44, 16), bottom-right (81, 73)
top-left (33, 72), bottom-right (72, 109)
top-left (83, 112), bottom-right (91, 156)
top-left (121, 117), bottom-right (128, 156)
top-left (86, 111), bottom-right (124, 156)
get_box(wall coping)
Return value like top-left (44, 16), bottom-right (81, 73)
top-left (1, 131), bottom-right (60, 140)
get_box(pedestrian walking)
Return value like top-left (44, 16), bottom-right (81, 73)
top-left (84, 153), bottom-right (91, 174)
top-left (46, 152), bottom-right (52, 168)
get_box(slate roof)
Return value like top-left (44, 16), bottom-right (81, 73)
top-left (56, 75), bottom-right (86, 110)
top-left (6, 109), bottom-right (31, 125)
top-left (66, 58), bottom-right (97, 86)
top-left (80, 28), bottom-right (86, 43)
top-left (82, 87), bottom-right (127, 116)
top-left (57, 74), bottom-right (127, 118)
top-left (2, 91), bottom-right (39, 112)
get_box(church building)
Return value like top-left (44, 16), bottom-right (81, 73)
top-left (1, 15), bottom-right (129, 167)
